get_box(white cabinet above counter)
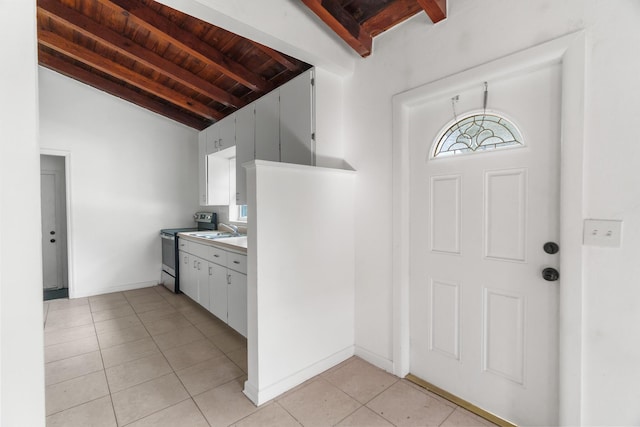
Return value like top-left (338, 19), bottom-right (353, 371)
top-left (198, 68), bottom-right (315, 207)
top-left (206, 114), bottom-right (235, 154)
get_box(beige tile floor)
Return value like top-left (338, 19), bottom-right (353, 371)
top-left (44, 286), bottom-right (496, 427)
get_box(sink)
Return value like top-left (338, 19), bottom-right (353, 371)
top-left (186, 231), bottom-right (245, 240)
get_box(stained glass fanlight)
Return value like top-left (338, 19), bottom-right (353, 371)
top-left (432, 112), bottom-right (524, 158)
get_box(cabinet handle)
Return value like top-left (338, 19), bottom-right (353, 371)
top-left (233, 260), bottom-right (240, 264)
top-left (184, 256), bottom-right (188, 264)
top-left (219, 138), bottom-right (223, 147)
top-left (193, 260), bottom-right (197, 268)
top-left (208, 266), bottom-right (212, 276)
top-left (198, 261), bottom-right (202, 270)
top-left (227, 274), bottom-right (231, 285)
top-left (214, 254), bottom-right (220, 258)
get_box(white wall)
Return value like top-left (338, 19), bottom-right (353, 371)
top-left (580, 2), bottom-right (640, 424)
top-left (341, 0), bottom-right (640, 425)
top-left (245, 161), bottom-right (355, 405)
top-left (39, 68), bottom-right (200, 297)
top-left (0, 0), bottom-right (46, 425)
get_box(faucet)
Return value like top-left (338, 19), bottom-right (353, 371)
top-left (219, 223), bottom-right (240, 236)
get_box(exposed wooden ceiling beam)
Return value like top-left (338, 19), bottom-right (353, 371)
top-left (102, 0), bottom-right (274, 93)
top-left (252, 41), bottom-right (300, 72)
top-left (301, 0), bottom-right (373, 57)
top-left (361, 0), bottom-right (423, 37)
top-left (39, 49), bottom-right (207, 129)
top-left (39, 30), bottom-right (224, 121)
top-left (37, 0), bottom-right (244, 109)
top-left (416, 0), bottom-right (447, 23)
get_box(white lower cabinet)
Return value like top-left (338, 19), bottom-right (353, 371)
top-left (208, 262), bottom-right (228, 321)
top-left (227, 270), bottom-right (247, 337)
top-left (178, 250), bottom-right (195, 300)
top-left (180, 240), bottom-right (247, 337)
top-left (194, 257), bottom-right (209, 309)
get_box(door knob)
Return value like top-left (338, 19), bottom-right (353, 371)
top-left (50, 231), bottom-right (56, 235)
top-left (542, 267), bottom-right (559, 282)
top-left (50, 239), bottom-right (56, 243)
top-left (543, 242), bottom-right (559, 254)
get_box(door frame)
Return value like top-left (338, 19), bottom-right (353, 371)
top-left (41, 149), bottom-right (75, 298)
top-left (392, 32), bottom-right (586, 425)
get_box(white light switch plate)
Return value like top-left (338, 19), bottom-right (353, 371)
top-left (583, 219), bottom-right (623, 247)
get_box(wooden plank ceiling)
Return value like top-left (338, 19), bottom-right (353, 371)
top-left (37, 0), bottom-right (311, 130)
top-left (302, 0), bottom-right (446, 57)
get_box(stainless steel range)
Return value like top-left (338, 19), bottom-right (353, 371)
top-left (160, 212), bottom-right (217, 292)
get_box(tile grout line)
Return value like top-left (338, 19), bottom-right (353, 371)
top-left (116, 288), bottom-right (185, 426)
top-left (153, 286), bottom-right (214, 427)
top-left (90, 295), bottom-right (119, 427)
top-left (154, 283), bottom-right (250, 426)
top-left (46, 287), bottom-right (248, 426)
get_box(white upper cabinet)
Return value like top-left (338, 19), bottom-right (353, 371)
top-left (206, 154), bottom-right (230, 206)
top-left (206, 114), bottom-right (236, 154)
top-left (198, 67), bottom-right (316, 207)
top-left (218, 115), bottom-right (236, 152)
top-left (280, 69), bottom-right (314, 166)
top-left (235, 103), bottom-right (255, 205)
top-left (254, 89), bottom-right (280, 162)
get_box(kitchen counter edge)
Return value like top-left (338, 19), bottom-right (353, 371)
top-left (177, 233), bottom-right (248, 254)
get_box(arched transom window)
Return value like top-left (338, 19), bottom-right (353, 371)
top-left (432, 113), bottom-right (524, 158)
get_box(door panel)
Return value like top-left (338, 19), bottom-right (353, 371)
top-left (408, 63), bottom-right (561, 425)
top-left (41, 172), bottom-right (60, 290)
top-left (484, 168), bottom-right (527, 261)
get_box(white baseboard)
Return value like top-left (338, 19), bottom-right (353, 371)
top-left (355, 346), bottom-right (394, 374)
top-left (70, 280), bottom-right (158, 298)
top-left (244, 345), bottom-right (355, 406)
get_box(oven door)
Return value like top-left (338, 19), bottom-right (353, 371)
top-left (161, 233), bottom-right (176, 275)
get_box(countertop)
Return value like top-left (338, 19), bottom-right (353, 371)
top-left (178, 232), bottom-right (247, 254)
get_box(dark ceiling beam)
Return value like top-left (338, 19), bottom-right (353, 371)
top-left (252, 41), bottom-right (300, 72)
top-left (102, 0), bottom-right (274, 93)
top-left (361, 0), bottom-right (423, 37)
top-left (38, 49), bottom-right (207, 129)
top-left (37, 0), bottom-right (244, 109)
top-left (301, 0), bottom-right (373, 57)
top-left (39, 30), bottom-right (224, 121)
top-left (416, 0), bottom-right (447, 23)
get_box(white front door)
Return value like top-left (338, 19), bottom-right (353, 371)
top-left (41, 171), bottom-right (62, 290)
top-left (408, 63), bottom-right (561, 425)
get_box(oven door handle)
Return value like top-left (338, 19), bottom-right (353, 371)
top-left (161, 234), bottom-right (175, 241)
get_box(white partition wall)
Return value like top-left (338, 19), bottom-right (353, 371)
top-left (244, 161), bottom-right (355, 405)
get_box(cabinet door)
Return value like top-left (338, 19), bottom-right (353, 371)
top-left (179, 251), bottom-right (194, 300)
top-left (206, 124), bottom-right (218, 154)
top-left (198, 131), bottom-right (207, 206)
top-left (255, 89), bottom-right (280, 162)
top-left (235, 103), bottom-right (255, 205)
top-left (206, 155), bottom-right (230, 206)
top-left (227, 271), bottom-right (247, 337)
top-left (195, 258), bottom-right (209, 309)
top-left (208, 262), bottom-right (228, 322)
top-left (217, 114), bottom-right (236, 151)
top-left (280, 69), bottom-right (314, 165)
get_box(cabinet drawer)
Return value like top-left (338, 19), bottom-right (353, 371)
top-left (177, 238), bottom-right (189, 252)
top-left (227, 252), bottom-right (247, 274)
top-left (189, 241), bottom-right (210, 260)
top-left (209, 246), bottom-right (227, 266)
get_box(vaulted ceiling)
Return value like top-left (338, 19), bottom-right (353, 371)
top-left (36, 0), bottom-right (446, 130)
top-left (36, 0), bottom-right (311, 130)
